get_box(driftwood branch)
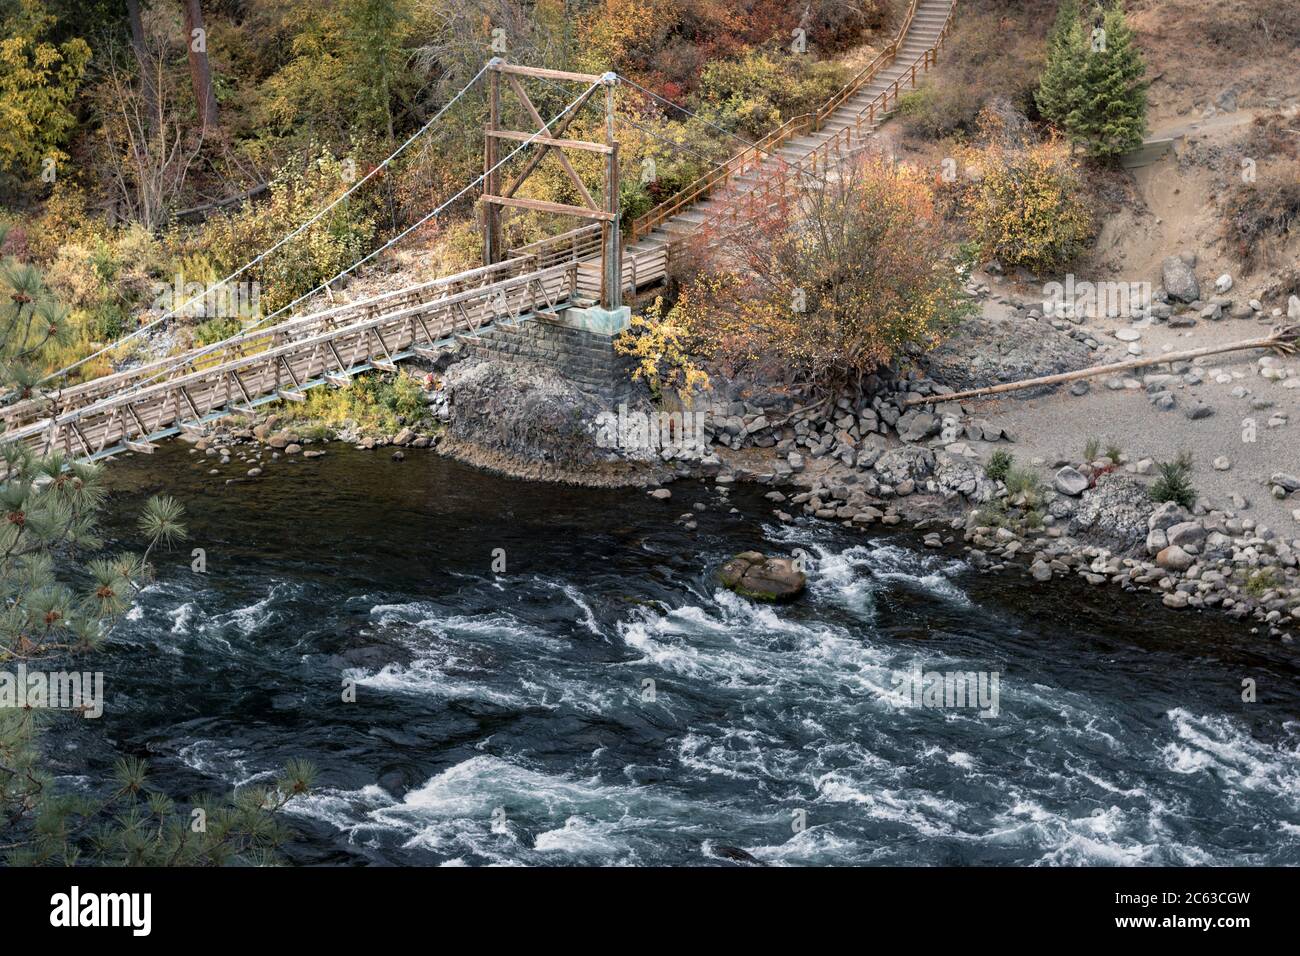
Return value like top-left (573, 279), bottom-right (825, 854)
top-left (903, 324), bottom-right (1300, 407)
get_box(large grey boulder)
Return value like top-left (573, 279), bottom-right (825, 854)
top-left (873, 446), bottom-right (936, 486)
top-left (1149, 500), bottom-right (1190, 532)
top-left (440, 358), bottom-right (661, 486)
top-left (933, 454), bottom-right (999, 503)
top-left (1070, 475), bottom-right (1153, 554)
top-left (896, 409), bottom-right (939, 442)
top-left (1162, 255), bottom-right (1200, 303)
top-left (1054, 466), bottom-right (1089, 496)
top-left (1166, 520), bottom-right (1207, 550)
top-left (718, 552), bottom-right (807, 602)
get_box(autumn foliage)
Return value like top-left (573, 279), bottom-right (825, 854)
top-left (578, 0), bottom-right (887, 97)
top-left (665, 154), bottom-right (970, 390)
top-left (945, 113), bottom-right (1094, 272)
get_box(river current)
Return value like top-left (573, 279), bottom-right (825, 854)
top-left (77, 442), bottom-right (1300, 865)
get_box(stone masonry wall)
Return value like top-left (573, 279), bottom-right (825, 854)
top-left (466, 315), bottom-right (638, 403)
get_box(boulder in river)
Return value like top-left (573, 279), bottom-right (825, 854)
top-left (718, 551), bottom-right (806, 602)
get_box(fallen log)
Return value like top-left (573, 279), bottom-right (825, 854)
top-left (903, 324), bottom-right (1300, 407)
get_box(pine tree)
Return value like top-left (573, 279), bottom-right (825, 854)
top-left (1035, 0), bottom-right (1086, 127)
top-left (1066, 3), bottom-right (1148, 160)
top-left (0, 225), bottom-right (314, 864)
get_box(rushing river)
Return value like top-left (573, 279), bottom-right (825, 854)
top-left (77, 442), bottom-right (1300, 865)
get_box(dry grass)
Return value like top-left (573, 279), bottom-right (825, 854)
top-left (1130, 0), bottom-right (1300, 117)
top-left (894, 0), bottom-right (1055, 141)
top-left (1220, 159), bottom-right (1300, 274)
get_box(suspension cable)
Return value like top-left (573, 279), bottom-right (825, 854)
top-left (37, 62), bottom-right (491, 387)
top-left (118, 81), bottom-right (602, 395)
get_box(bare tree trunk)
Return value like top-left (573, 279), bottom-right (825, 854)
top-left (126, 0), bottom-right (158, 140)
top-left (182, 0), bottom-right (219, 133)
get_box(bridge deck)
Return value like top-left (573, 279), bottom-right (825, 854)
top-left (5, 0), bottom-right (955, 464)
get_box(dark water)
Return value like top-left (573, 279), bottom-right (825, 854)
top-left (80, 442), bottom-right (1300, 865)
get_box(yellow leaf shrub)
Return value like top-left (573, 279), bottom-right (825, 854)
top-left (950, 125), bottom-right (1093, 272)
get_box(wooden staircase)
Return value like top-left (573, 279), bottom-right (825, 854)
top-left (625, 0), bottom-right (957, 270)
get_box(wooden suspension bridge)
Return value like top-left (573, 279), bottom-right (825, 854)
top-left (2, 0), bottom-right (956, 464)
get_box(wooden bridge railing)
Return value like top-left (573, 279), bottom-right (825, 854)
top-left (669, 0), bottom-right (958, 252)
top-left (9, 262), bottom-right (580, 461)
top-left (507, 223), bottom-right (603, 271)
top-left (2, 256), bottom-right (550, 433)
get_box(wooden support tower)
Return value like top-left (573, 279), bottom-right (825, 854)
top-left (481, 59), bottom-right (622, 311)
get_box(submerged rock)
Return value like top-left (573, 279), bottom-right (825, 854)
top-left (709, 844), bottom-right (764, 865)
top-left (718, 551), bottom-right (807, 602)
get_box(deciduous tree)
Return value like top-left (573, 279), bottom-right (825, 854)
top-left (671, 153), bottom-right (971, 390)
top-left (0, 0), bottom-right (91, 184)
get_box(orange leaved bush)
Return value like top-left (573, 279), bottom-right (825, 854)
top-left (668, 153), bottom-right (971, 390)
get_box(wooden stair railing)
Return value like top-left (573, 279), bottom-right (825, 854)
top-left (629, 0), bottom-right (928, 243)
top-left (664, 0), bottom-right (959, 254)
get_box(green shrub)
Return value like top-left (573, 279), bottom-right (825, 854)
top-left (953, 132), bottom-right (1094, 272)
top-left (619, 178), bottom-right (655, 231)
top-left (1004, 466), bottom-right (1044, 507)
top-left (201, 149), bottom-right (379, 313)
top-left (297, 422), bottom-right (335, 442)
top-left (693, 51), bottom-right (848, 139)
top-left (1150, 452), bottom-right (1196, 508)
top-left (984, 449), bottom-right (1014, 482)
top-left (1244, 568), bottom-right (1283, 598)
top-left (1081, 437), bottom-right (1122, 463)
top-left (283, 371), bottom-right (425, 435)
top-left (897, 85), bottom-right (983, 140)
top-left (194, 316), bottom-right (242, 346)
top-left (87, 301), bottom-right (130, 341)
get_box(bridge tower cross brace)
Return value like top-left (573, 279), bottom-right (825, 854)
top-left (481, 59), bottom-right (622, 312)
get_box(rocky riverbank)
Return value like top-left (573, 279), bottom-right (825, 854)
top-left (656, 367), bottom-right (1300, 646)
top-left (178, 359), bottom-right (1300, 647)
top-left (174, 263), bottom-right (1300, 647)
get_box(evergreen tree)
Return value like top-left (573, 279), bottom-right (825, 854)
top-left (343, 0), bottom-right (413, 142)
top-left (1035, 0), bottom-right (1086, 126)
top-left (1066, 3), bottom-right (1148, 160)
top-left (0, 224), bottom-right (313, 865)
